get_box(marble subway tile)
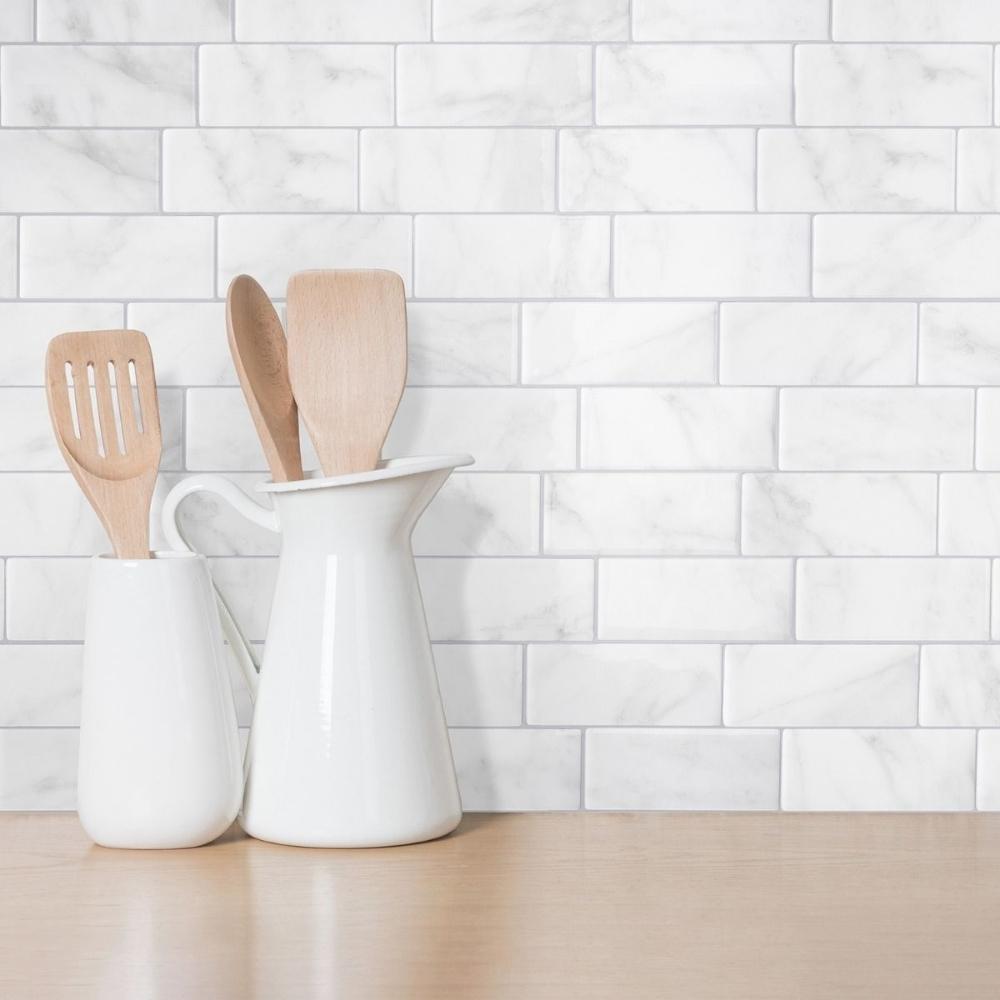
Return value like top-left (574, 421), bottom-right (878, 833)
top-left (586, 729), bottom-right (779, 809)
top-left (21, 216), bottom-right (214, 299)
top-left (796, 558), bottom-right (990, 641)
top-left (434, 0), bottom-right (627, 41)
top-left (163, 129), bottom-right (356, 212)
top-left (977, 731), bottom-right (1000, 810)
top-left (724, 645), bottom-right (918, 727)
top-left (919, 303), bottom-right (1000, 385)
top-left (362, 129), bottom-right (554, 212)
top-left (397, 44), bottom-right (591, 126)
top-left (37, 0), bottom-right (230, 40)
top-left (413, 473), bottom-right (540, 556)
top-left (0, 130), bottom-right (158, 212)
top-left (544, 472), bottom-right (739, 555)
top-left (634, 0), bottom-right (828, 40)
top-left (0, 303), bottom-right (124, 386)
top-left (450, 729), bottom-right (581, 810)
top-left (418, 557), bottom-right (593, 641)
top-left (939, 475), bottom-right (1000, 554)
top-left (527, 644), bottom-right (721, 725)
top-left (218, 214), bottom-right (412, 298)
top-left (920, 646), bottom-right (1000, 726)
top-left (0, 217), bottom-right (14, 298)
top-left (407, 303), bottom-right (517, 386)
top-left (235, 0), bottom-right (429, 41)
top-left (1, 46), bottom-right (195, 126)
top-left (598, 557), bottom-right (793, 640)
top-left (833, 0), bottom-right (1000, 41)
top-left (597, 44), bottom-right (791, 125)
top-left (795, 45), bottom-right (992, 126)
top-left (433, 644), bottom-right (522, 727)
top-left (782, 729), bottom-right (976, 811)
top-left (779, 388), bottom-right (974, 470)
top-left (957, 130), bottom-right (1000, 210)
top-left (0, 730), bottom-right (78, 810)
top-left (6, 558), bottom-right (89, 639)
top-left (522, 302), bottom-right (716, 385)
top-left (581, 387), bottom-right (776, 470)
top-left (559, 128), bottom-right (754, 211)
top-left (0, 645), bottom-right (82, 725)
top-left (721, 302), bottom-right (917, 386)
top-left (614, 214), bottom-right (809, 297)
top-left (814, 215), bottom-right (1000, 298)
top-left (758, 128), bottom-right (954, 211)
top-left (416, 215), bottom-right (609, 299)
top-left (0, 1), bottom-right (32, 39)
top-left (199, 45), bottom-right (393, 126)
top-left (742, 473), bottom-right (937, 555)
top-left (126, 302), bottom-right (232, 386)
top-left (977, 391), bottom-right (1000, 469)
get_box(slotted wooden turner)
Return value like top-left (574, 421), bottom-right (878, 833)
top-left (45, 329), bottom-right (161, 559)
top-left (286, 269), bottom-right (407, 477)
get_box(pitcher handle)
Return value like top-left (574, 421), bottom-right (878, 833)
top-left (161, 475), bottom-right (281, 702)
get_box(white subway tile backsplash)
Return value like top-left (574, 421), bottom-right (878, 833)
top-left (199, 45), bottom-right (394, 126)
top-left (742, 473), bottom-right (937, 556)
top-left (977, 732), bottom-right (1000, 811)
top-left (433, 644), bottom-right (523, 727)
top-left (833, 1), bottom-right (1000, 42)
top-left (6, 558), bottom-right (88, 639)
top-left (957, 130), bottom-right (1000, 211)
top-left (720, 302), bottom-right (917, 386)
top-left (634, 0), bottom-right (828, 40)
top-left (796, 558), bottom-right (991, 641)
top-left (544, 472), bottom-right (739, 554)
top-left (0, 2), bottom-right (32, 40)
top-left (814, 215), bottom-right (1000, 298)
top-left (527, 644), bottom-right (721, 725)
top-left (781, 729), bottom-right (976, 810)
top-left (38, 0), bottom-right (230, 41)
top-left (1, 46), bottom-right (195, 127)
top-left (407, 303), bottom-right (517, 386)
top-left (758, 128), bottom-right (954, 212)
top-left (779, 389), bottom-right (974, 470)
top-left (0, 217), bottom-right (14, 298)
top-left (397, 44), bottom-right (591, 126)
top-left (598, 558), bottom-right (793, 640)
top-left (919, 303), bottom-right (1000, 385)
top-left (450, 728), bottom-right (581, 810)
top-left (0, 474), bottom-right (110, 555)
top-left (920, 646), bottom-right (1000, 726)
top-left (596, 44), bottom-right (792, 125)
top-left (0, 130), bottom-right (158, 213)
top-left (126, 302), bottom-right (232, 386)
top-left (208, 557), bottom-right (277, 642)
top-left (434, 0), bottom-right (627, 41)
top-left (419, 557), bottom-right (593, 640)
top-left (586, 729), bottom-right (779, 809)
top-left (559, 129), bottom-right (754, 211)
top-left (0, 730), bottom-right (78, 810)
top-left (940, 475), bottom-right (1000, 554)
top-left (581, 387), bottom-right (776, 470)
top-left (978, 391), bottom-right (1000, 469)
top-left (361, 129), bottom-right (554, 212)
top-left (0, 645), bottom-right (81, 725)
top-left (218, 214), bottom-right (412, 298)
top-left (614, 215), bottom-right (810, 298)
top-left (235, 0), bottom-right (429, 41)
top-left (163, 129), bottom-right (356, 213)
top-left (522, 302), bottom-right (716, 385)
top-left (795, 45), bottom-right (992, 126)
top-left (724, 645), bottom-right (918, 727)
top-left (416, 215), bottom-right (609, 298)
top-left (21, 216), bottom-right (214, 299)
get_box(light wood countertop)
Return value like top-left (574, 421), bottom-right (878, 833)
top-left (2, 811), bottom-right (1000, 999)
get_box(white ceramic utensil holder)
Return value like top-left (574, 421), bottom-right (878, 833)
top-left (162, 454), bottom-right (473, 848)
top-left (77, 552), bottom-right (243, 849)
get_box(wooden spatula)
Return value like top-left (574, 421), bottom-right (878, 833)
top-left (45, 330), bottom-right (161, 559)
top-left (285, 269), bottom-right (407, 477)
top-left (226, 274), bottom-right (303, 482)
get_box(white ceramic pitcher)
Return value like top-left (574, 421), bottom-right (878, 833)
top-left (161, 454), bottom-right (472, 848)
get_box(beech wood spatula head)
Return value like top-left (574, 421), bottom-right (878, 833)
top-left (45, 329), bottom-right (161, 560)
top-left (285, 269), bottom-right (407, 477)
top-left (226, 274), bottom-right (303, 483)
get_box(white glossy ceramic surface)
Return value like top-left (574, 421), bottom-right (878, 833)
top-left (78, 552), bottom-right (243, 849)
top-left (162, 454), bottom-right (473, 848)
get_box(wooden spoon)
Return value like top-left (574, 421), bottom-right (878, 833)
top-left (285, 269), bottom-right (407, 477)
top-left (226, 274), bottom-right (303, 482)
top-left (45, 330), bottom-right (161, 559)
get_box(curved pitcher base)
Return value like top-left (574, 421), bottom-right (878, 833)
top-left (238, 808), bottom-right (462, 849)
